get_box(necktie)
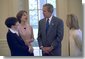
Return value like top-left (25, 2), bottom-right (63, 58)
top-left (46, 19), bottom-right (49, 34)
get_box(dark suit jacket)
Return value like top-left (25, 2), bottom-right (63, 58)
top-left (6, 30), bottom-right (30, 56)
top-left (38, 16), bottom-right (64, 56)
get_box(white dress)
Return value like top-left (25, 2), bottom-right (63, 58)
top-left (69, 29), bottom-right (82, 56)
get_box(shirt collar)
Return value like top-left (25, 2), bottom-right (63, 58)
top-left (46, 15), bottom-right (53, 23)
top-left (9, 28), bottom-right (19, 35)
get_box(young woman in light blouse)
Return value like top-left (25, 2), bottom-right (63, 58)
top-left (16, 10), bottom-right (34, 56)
top-left (66, 14), bottom-right (82, 56)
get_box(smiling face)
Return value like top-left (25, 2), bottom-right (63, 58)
top-left (43, 6), bottom-right (52, 18)
top-left (21, 12), bottom-right (28, 22)
top-left (16, 10), bottom-right (28, 23)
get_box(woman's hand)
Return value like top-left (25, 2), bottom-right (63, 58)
top-left (28, 45), bottom-right (34, 53)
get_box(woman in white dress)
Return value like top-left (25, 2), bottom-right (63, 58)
top-left (66, 14), bottom-right (82, 56)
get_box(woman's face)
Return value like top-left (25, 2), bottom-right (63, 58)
top-left (21, 12), bottom-right (28, 22)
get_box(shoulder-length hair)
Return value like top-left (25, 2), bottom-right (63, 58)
top-left (16, 10), bottom-right (27, 23)
top-left (66, 14), bottom-right (79, 29)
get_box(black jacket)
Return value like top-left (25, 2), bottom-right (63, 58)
top-left (6, 30), bottom-right (30, 56)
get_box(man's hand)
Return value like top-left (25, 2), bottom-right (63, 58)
top-left (41, 46), bottom-right (53, 54)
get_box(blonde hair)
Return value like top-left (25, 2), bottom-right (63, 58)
top-left (66, 14), bottom-right (79, 29)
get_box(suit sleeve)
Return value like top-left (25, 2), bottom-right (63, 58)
top-left (51, 20), bottom-right (64, 48)
top-left (37, 21), bottom-right (42, 47)
top-left (7, 33), bottom-right (28, 51)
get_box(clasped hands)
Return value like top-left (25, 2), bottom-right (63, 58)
top-left (41, 46), bottom-right (53, 54)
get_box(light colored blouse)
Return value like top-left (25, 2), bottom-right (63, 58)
top-left (18, 23), bottom-right (34, 46)
top-left (69, 29), bottom-right (82, 56)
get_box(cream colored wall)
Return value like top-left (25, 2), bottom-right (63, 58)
top-left (0, 0), bottom-right (28, 56)
top-left (0, 0), bottom-right (18, 40)
top-left (0, 0), bottom-right (28, 40)
top-left (57, 0), bottom-right (69, 56)
top-left (0, 0), bottom-right (83, 56)
top-left (0, 0), bottom-right (8, 40)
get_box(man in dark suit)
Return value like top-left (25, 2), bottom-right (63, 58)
top-left (5, 17), bottom-right (32, 56)
top-left (37, 3), bottom-right (64, 56)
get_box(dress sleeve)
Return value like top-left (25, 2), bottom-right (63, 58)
top-left (73, 31), bottom-right (82, 51)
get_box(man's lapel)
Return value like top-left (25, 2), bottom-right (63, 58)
top-left (42, 19), bottom-right (47, 36)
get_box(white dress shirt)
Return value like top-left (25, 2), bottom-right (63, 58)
top-left (46, 15), bottom-right (53, 24)
top-left (9, 28), bottom-right (19, 36)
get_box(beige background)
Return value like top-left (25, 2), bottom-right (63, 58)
top-left (0, 0), bottom-right (83, 56)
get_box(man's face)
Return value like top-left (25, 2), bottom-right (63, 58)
top-left (14, 22), bottom-right (19, 31)
top-left (43, 6), bottom-right (51, 18)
